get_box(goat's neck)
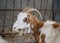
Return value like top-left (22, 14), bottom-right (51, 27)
top-left (31, 18), bottom-right (43, 35)
top-left (32, 20), bottom-right (43, 43)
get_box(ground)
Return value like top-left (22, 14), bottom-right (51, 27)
top-left (3, 35), bottom-right (35, 43)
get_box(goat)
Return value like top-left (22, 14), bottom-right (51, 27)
top-left (12, 7), bottom-right (43, 43)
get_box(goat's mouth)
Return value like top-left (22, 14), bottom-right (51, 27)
top-left (0, 31), bottom-right (19, 37)
top-left (12, 28), bottom-right (30, 36)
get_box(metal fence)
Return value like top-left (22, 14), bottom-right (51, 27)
top-left (0, 0), bottom-right (53, 30)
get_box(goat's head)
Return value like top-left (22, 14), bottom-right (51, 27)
top-left (12, 7), bottom-right (43, 35)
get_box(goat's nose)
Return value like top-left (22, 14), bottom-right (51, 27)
top-left (18, 29), bottom-right (21, 31)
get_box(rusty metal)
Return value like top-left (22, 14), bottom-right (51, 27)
top-left (0, 9), bottom-right (22, 11)
top-left (0, 9), bottom-right (60, 11)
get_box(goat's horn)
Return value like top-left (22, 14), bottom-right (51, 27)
top-left (23, 7), bottom-right (43, 20)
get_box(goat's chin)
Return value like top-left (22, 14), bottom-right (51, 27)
top-left (11, 31), bottom-right (23, 36)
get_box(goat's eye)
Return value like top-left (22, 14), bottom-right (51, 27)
top-left (23, 17), bottom-right (27, 22)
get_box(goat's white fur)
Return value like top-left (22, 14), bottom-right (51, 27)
top-left (12, 12), bottom-right (31, 35)
top-left (39, 20), bottom-right (60, 43)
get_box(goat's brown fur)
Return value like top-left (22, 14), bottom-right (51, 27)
top-left (26, 13), bottom-right (44, 43)
top-left (52, 23), bottom-right (60, 28)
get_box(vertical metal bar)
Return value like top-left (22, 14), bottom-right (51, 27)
top-left (43, 0), bottom-right (48, 21)
top-left (52, 0), bottom-right (55, 21)
top-left (40, 0), bottom-right (42, 9)
top-left (11, 0), bottom-right (15, 42)
top-left (27, 0), bottom-right (28, 7)
top-left (32, 0), bottom-right (35, 15)
top-left (20, 0), bottom-right (22, 9)
top-left (38, 0), bottom-right (42, 20)
top-left (33, 0), bottom-right (35, 8)
top-left (40, 0), bottom-right (44, 21)
top-left (49, 10), bottom-right (52, 20)
top-left (11, 0), bottom-right (15, 31)
top-left (3, 0), bottom-right (7, 32)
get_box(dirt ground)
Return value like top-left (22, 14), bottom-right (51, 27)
top-left (3, 35), bottom-right (35, 43)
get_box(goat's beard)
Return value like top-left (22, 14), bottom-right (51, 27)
top-left (12, 28), bottom-right (31, 36)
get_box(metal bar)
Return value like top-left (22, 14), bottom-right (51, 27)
top-left (0, 9), bottom-right (22, 11)
top-left (39, 0), bottom-right (42, 9)
top-left (43, 0), bottom-right (48, 20)
top-left (52, 0), bottom-right (55, 21)
top-left (3, 0), bottom-right (7, 32)
top-left (11, 0), bottom-right (15, 30)
top-left (20, 0), bottom-right (22, 9)
top-left (0, 9), bottom-right (60, 11)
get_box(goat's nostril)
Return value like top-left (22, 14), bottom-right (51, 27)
top-left (18, 29), bottom-right (21, 31)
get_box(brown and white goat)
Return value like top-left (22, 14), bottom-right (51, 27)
top-left (12, 7), bottom-right (43, 43)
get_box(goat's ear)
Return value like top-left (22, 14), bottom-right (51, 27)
top-left (39, 22), bottom-right (44, 28)
top-left (52, 23), bottom-right (60, 28)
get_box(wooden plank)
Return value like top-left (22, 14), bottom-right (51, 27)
top-left (54, 0), bottom-right (60, 22)
top-left (27, 0), bottom-right (35, 8)
top-left (5, 11), bottom-right (13, 29)
top-left (46, 0), bottom-right (53, 20)
top-left (49, 11), bottom-right (53, 20)
top-left (54, 11), bottom-right (60, 22)
top-left (21, 0), bottom-right (27, 8)
top-left (34, 0), bottom-right (42, 20)
top-left (0, 11), bottom-right (5, 30)
top-left (44, 0), bottom-right (53, 21)
top-left (15, 0), bottom-right (21, 9)
top-left (0, 0), bottom-right (6, 9)
top-left (44, 11), bottom-right (53, 21)
top-left (42, 0), bottom-right (48, 21)
top-left (44, 11), bottom-right (50, 21)
top-left (5, 0), bottom-right (14, 29)
top-left (41, 0), bottom-right (47, 9)
top-left (35, 0), bottom-right (41, 9)
top-left (47, 0), bottom-right (53, 9)
top-left (0, 0), bottom-right (6, 30)
top-left (40, 0), bottom-right (47, 21)
top-left (6, 0), bottom-right (14, 9)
